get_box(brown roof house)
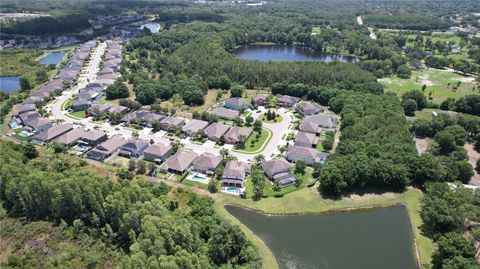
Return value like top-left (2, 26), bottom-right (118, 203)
top-left (296, 101), bottom-right (323, 116)
top-left (294, 131), bottom-right (319, 148)
top-left (118, 139), bottom-right (149, 159)
top-left (211, 107), bottom-right (239, 120)
top-left (192, 153), bottom-right (223, 175)
top-left (286, 144), bottom-right (329, 165)
top-left (31, 124), bottom-right (73, 145)
top-left (143, 143), bottom-right (173, 164)
top-left (53, 128), bottom-right (87, 145)
top-left (160, 117), bottom-right (186, 132)
top-left (277, 95), bottom-right (300, 107)
top-left (221, 161), bottom-right (251, 188)
top-left (204, 122), bottom-right (231, 142)
top-left (159, 151), bottom-right (198, 174)
top-left (261, 158), bottom-right (296, 188)
top-left (86, 135), bottom-right (126, 161)
top-left (141, 112), bottom-right (166, 128)
top-left (25, 117), bottom-right (52, 133)
top-left (81, 130), bottom-right (108, 146)
top-left (18, 111), bottom-right (41, 125)
top-left (182, 119), bottom-right (209, 136)
top-left (224, 126), bottom-right (252, 144)
top-left (299, 115), bottom-right (336, 134)
top-left (251, 94), bottom-right (269, 106)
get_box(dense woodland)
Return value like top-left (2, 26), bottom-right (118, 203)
top-left (0, 141), bottom-right (261, 268)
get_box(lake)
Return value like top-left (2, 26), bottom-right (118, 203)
top-left (225, 205), bottom-right (418, 269)
top-left (140, 22), bottom-right (161, 33)
top-left (0, 76), bottom-right (21, 94)
top-left (39, 51), bottom-right (67, 65)
top-left (233, 44), bottom-right (360, 63)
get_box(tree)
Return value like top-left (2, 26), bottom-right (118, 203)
top-left (295, 160), bottom-right (307, 174)
top-left (434, 130), bottom-right (456, 154)
top-left (106, 81), bottom-right (129, 100)
top-left (117, 168), bottom-right (134, 180)
top-left (147, 162), bottom-right (156, 176)
top-left (128, 159), bottom-right (136, 171)
top-left (207, 180), bottom-right (218, 193)
top-left (402, 90), bottom-right (427, 109)
top-left (233, 117), bottom-right (243, 126)
top-left (36, 69), bottom-right (48, 83)
top-left (151, 120), bottom-right (161, 132)
top-left (250, 168), bottom-right (265, 201)
top-left (230, 84), bottom-right (244, 98)
top-left (432, 233), bottom-right (476, 269)
top-left (253, 120), bottom-right (262, 132)
top-left (220, 148), bottom-right (229, 159)
top-left (19, 76), bottom-right (32, 92)
top-left (245, 115), bottom-right (254, 126)
top-left (402, 99), bottom-right (418, 116)
top-left (396, 64), bottom-right (412, 78)
top-left (22, 144), bottom-right (38, 159)
top-left (136, 160), bottom-right (146, 174)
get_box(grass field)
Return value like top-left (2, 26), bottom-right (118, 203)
top-left (234, 127), bottom-right (272, 153)
top-left (69, 110), bottom-right (86, 119)
top-left (259, 113), bottom-right (283, 123)
top-left (380, 68), bottom-right (479, 103)
top-left (181, 178), bottom-right (208, 189)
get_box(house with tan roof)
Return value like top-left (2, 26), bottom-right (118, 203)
top-left (204, 122), bottom-right (231, 141)
top-left (25, 117), bottom-right (52, 133)
top-left (143, 143), bottom-right (173, 164)
top-left (261, 158), bottom-right (297, 188)
top-left (277, 95), bottom-right (300, 107)
top-left (294, 131), bottom-right (319, 148)
top-left (299, 115), bottom-right (336, 134)
top-left (31, 124), bottom-right (73, 145)
top-left (182, 119), bottom-right (209, 136)
top-left (211, 107), bottom-right (239, 120)
top-left (118, 139), bottom-right (149, 159)
top-left (160, 117), bottom-right (186, 132)
top-left (224, 126), bottom-right (252, 144)
top-left (53, 128), bottom-right (87, 145)
top-left (192, 153), bottom-right (223, 175)
top-left (86, 135), bottom-right (126, 161)
top-left (159, 151), bottom-right (198, 174)
top-left (296, 101), bottom-right (323, 116)
top-left (82, 130), bottom-right (108, 146)
top-left (221, 161), bottom-right (251, 188)
top-left (251, 94), bottom-right (269, 106)
top-left (286, 144), bottom-right (329, 165)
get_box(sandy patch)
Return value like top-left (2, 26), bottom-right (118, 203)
top-left (464, 143), bottom-right (480, 186)
top-left (347, 191), bottom-right (398, 201)
top-left (455, 76), bottom-right (476, 83)
top-left (419, 74), bottom-right (434, 86)
top-left (414, 137), bottom-right (431, 155)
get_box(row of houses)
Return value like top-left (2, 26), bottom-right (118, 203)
top-left (10, 41), bottom-right (98, 134)
top-left (71, 40), bottom-right (123, 112)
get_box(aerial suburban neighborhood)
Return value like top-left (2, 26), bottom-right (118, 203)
top-left (1, 0), bottom-right (479, 269)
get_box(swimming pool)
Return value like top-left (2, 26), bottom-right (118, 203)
top-left (223, 187), bottom-right (241, 195)
top-left (73, 144), bottom-right (90, 152)
top-left (19, 131), bottom-right (33, 137)
top-left (188, 173), bottom-right (210, 184)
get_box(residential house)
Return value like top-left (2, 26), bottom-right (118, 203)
top-left (182, 119), bottom-right (209, 136)
top-left (14, 104), bottom-right (36, 116)
top-left (25, 117), bottom-right (53, 133)
top-left (286, 144), bottom-right (328, 165)
top-left (86, 135), bottom-right (126, 161)
top-left (31, 124), bottom-right (73, 145)
top-left (294, 131), bottom-right (319, 148)
top-left (141, 112), bottom-right (166, 128)
top-left (211, 107), bottom-right (239, 120)
top-left (159, 151), bottom-right (198, 174)
top-left (88, 104), bottom-right (111, 117)
top-left (221, 161), bottom-right (251, 188)
top-left (71, 98), bottom-right (91, 111)
top-left (277, 95), bottom-right (300, 107)
top-left (108, 105), bottom-right (129, 115)
top-left (204, 122), bottom-right (231, 141)
top-left (299, 115), bottom-right (336, 134)
top-left (53, 128), bottom-right (87, 146)
top-left (143, 143), bottom-right (173, 164)
top-left (118, 139), bottom-right (149, 158)
top-left (261, 158), bottom-right (297, 188)
top-left (251, 94), bottom-right (269, 106)
top-left (160, 117), bottom-right (186, 132)
top-left (82, 130), bottom-right (108, 146)
top-left (223, 97), bottom-right (250, 111)
top-left (224, 126), bottom-right (252, 144)
top-left (296, 101), bottom-right (323, 116)
top-left (18, 111), bottom-right (41, 125)
top-left (121, 109), bottom-right (150, 124)
top-left (191, 153), bottom-right (223, 175)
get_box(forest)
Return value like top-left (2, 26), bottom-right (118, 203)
top-left (0, 141), bottom-right (261, 268)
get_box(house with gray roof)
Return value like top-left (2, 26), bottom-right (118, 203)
top-left (108, 105), bottom-right (129, 115)
top-left (31, 124), bottom-right (73, 145)
top-left (182, 119), bottom-right (209, 136)
top-left (261, 158), bottom-right (296, 188)
top-left (160, 117), bottom-right (186, 132)
top-left (224, 126), bottom-right (252, 144)
top-left (88, 104), bottom-right (111, 117)
top-left (294, 131), bottom-right (319, 148)
top-left (18, 111), bottom-right (41, 125)
top-left (277, 95), bottom-right (300, 107)
top-left (118, 139), bottom-right (149, 158)
top-left (299, 115), bottom-right (336, 134)
top-left (159, 151), bottom-right (198, 174)
top-left (286, 144), bottom-right (328, 165)
top-left (223, 97), bottom-right (251, 111)
top-left (251, 94), bottom-right (269, 106)
top-left (71, 98), bottom-right (91, 112)
top-left (53, 128), bottom-right (87, 145)
top-left (143, 143), bottom-right (173, 164)
top-left (204, 122), bottom-right (231, 141)
top-left (121, 109), bottom-right (149, 124)
top-left (192, 153), bottom-right (223, 175)
top-left (14, 104), bottom-right (36, 116)
top-left (211, 107), bottom-right (239, 120)
top-left (81, 130), bottom-right (108, 146)
top-left (86, 135), bottom-right (126, 161)
top-left (296, 101), bottom-right (323, 116)
top-left (25, 117), bottom-right (52, 133)
top-left (141, 112), bottom-right (166, 128)
top-left (221, 161), bottom-right (251, 188)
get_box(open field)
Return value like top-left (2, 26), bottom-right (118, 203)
top-left (380, 68), bottom-right (479, 103)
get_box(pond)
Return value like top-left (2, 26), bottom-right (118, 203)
top-left (39, 51), bottom-right (67, 65)
top-left (140, 22), bottom-right (161, 33)
top-left (0, 76), bottom-right (21, 94)
top-left (233, 44), bottom-right (360, 63)
top-left (225, 205), bottom-right (418, 269)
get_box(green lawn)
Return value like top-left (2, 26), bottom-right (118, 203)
top-left (11, 128), bottom-right (31, 141)
top-left (181, 178), bottom-right (208, 189)
top-left (316, 141), bottom-right (324, 151)
top-left (259, 113), bottom-right (283, 124)
top-left (234, 127), bottom-right (272, 153)
top-left (69, 110), bottom-right (86, 119)
top-left (381, 68), bottom-right (479, 103)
